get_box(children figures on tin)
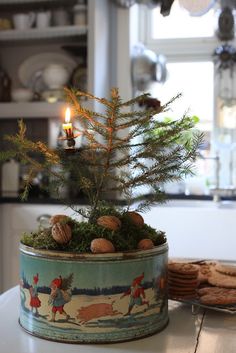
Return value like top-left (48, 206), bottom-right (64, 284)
top-left (120, 273), bottom-right (149, 315)
top-left (20, 269), bottom-right (165, 326)
top-left (29, 273), bottom-right (41, 316)
top-left (48, 276), bottom-right (72, 322)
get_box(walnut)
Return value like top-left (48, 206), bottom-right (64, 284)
top-left (137, 239), bottom-right (154, 250)
top-left (52, 223), bottom-right (72, 244)
top-left (90, 238), bottom-right (115, 253)
top-left (50, 214), bottom-right (70, 225)
top-left (97, 215), bottom-right (121, 231)
top-left (126, 211), bottom-right (144, 227)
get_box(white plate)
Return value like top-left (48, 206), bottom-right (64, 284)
top-left (18, 52), bottom-right (77, 91)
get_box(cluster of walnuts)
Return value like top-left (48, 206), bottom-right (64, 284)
top-left (50, 212), bottom-right (155, 254)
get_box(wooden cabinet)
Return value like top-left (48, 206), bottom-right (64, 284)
top-left (1, 203), bottom-right (84, 292)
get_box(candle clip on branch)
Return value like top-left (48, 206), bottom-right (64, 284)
top-left (58, 131), bottom-right (81, 151)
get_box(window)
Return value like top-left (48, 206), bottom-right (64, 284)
top-left (151, 1), bottom-right (216, 39)
top-left (137, 2), bottom-right (235, 194)
top-left (151, 61), bottom-right (214, 133)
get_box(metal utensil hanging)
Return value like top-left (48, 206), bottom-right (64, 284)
top-left (131, 43), bottom-right (167, 92)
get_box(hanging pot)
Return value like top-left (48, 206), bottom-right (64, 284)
top-left (131, 44), bottom-right (167, 92)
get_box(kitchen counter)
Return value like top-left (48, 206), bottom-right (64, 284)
top-left (0, 196), bottom-right (89, 205)
top-left (0, 193), bottom-right (218, 205)
top-left (0, 196), bottom-right (128, 205)
top-left (0, 286), bottom-right (235, 353)
top-left (3, 189), bottom-right (236, 205)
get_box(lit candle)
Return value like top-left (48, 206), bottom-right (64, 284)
top-left (63, 107), bottom-right (73, 138)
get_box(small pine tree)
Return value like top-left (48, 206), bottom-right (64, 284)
top-left (1, 88), bottom-right (202, 219)
top-left (0, 88), bottom-right (202, 252)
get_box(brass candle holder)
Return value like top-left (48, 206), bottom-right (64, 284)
top-left (58, 131), bottom-right (80, 152)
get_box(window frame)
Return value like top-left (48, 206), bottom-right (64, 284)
top-left (138, 6), bottom-right (220, 62)
top-left (137, 5), bottom-right (229, 146)
top-left (137, 5), bottom-right (236, 188)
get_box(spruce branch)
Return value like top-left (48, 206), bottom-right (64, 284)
top-left (0, 150), bottom-right (17, 162)
top-left (161, 93), bottom-right (182, 111)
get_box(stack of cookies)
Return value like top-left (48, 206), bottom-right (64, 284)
top-left (168, 262), bottom-right (199, 300)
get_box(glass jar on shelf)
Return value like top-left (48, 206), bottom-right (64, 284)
top-left (73, 3), bottom-right (87, 26)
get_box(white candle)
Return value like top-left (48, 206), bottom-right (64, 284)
top-left (63, 107), bottom-right (73, 137)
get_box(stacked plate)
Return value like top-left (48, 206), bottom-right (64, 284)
top-left (18, 52), bottom-right (78, 101)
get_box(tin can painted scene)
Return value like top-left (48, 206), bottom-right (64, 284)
top-left (19, 243), bottom-right (169, 343)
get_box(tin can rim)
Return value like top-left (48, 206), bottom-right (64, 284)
top-left (19, 242), bottom-right (168, 261)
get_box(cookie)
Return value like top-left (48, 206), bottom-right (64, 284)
top-left (208, 269), bottom-right (236, 288)
top-left (168, 263), bottom-right (199, 276)
top-left (215, 263), bottom-right (236, 277)
top-left (168, 278), bottom-right (199, 287)
top-left (198, 283), bottom-right (236, 305)
top-left (168, 271), bottom-right (198, 281)
top-left (168, 285), bottom-right (197, 293)
top-left (198, 287), bottom-right (225, 296)
top-left (198, 286), bottom-right (236, 297)
top-left (198, 264), bottom-right (214, 283)
top-left (199, 293), bottom-right (236, 306)
top-left (168, 291), bottom-right (198, 300)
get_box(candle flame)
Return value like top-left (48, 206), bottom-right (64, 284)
top-left (65, 107), bottom-right (71, 123)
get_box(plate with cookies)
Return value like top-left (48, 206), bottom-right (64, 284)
top-left (168, 260), bottom-right (236, 314)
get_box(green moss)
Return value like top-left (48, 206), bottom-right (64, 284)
top-left (21, 229), bottom-right (60, 250)
top-left (20, 210), bottom-right (166, 253)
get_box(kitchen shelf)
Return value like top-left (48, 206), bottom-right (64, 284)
top-left (0, 99), bottom-right (90, 118)
top-left (0, 25), bottom-right (87, 42)
top-left (0, 101), bottom-right (66, 118)
top-left (0, 0), bottom-right (77, 12)
top-left (0, 0), bottom-right (76, 5)
top-left (0, 0), bottom-right (75, 5)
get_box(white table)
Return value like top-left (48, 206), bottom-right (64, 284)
top-left (0, 286), bottom-right (235, 353)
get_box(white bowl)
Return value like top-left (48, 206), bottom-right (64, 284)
top-left (11, 88), bottom-right (34, 102)
top-left (42, 64), bottom-right (70, 89)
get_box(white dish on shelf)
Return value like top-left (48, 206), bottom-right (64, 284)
top-left (41, 88), bottom-right (65, 103)
top-left (11, 88), bottom-right (34, 102)
top-left (18, 52), bottom-right (77, 91)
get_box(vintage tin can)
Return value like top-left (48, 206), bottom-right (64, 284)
top-left (19, 242), bottom-right (169, 343)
